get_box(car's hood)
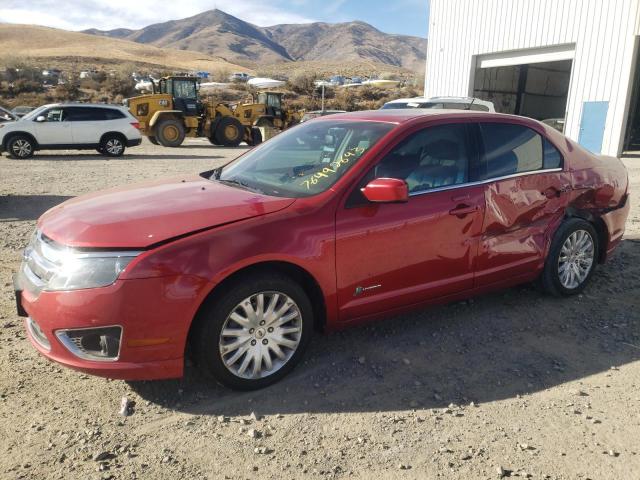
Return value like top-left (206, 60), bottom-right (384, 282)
top-left (39, 175), bottom-right (295, 249)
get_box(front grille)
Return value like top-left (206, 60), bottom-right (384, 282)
top-left (21, 231), bottom-right (63, 291)
top-left (56, 326), bottom-right (122, 361)
top-left (27, 317), bottom-right (51, 350)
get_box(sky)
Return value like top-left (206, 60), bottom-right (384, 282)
top-left (0, 0), bottom-right (429, 37)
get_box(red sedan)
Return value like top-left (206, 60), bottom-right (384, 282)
top-left (15, 110), bottom-right (629, 390)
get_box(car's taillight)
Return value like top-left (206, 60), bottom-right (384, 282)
top-left (131, 122), bottom-right (140, 129)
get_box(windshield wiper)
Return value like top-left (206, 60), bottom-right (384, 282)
top-left (217, 178), bottom-right (264, 194)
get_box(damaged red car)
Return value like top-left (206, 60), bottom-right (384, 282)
top-left (15, 110), bottom-right (629, 390)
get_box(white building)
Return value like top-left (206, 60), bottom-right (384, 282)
top-left (424, 0), bottom-right (640, 156)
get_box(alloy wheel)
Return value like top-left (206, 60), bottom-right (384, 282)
top-left (105, 139), bottom-right (123, 155)
top-left (218, 291), bottom-right (303, 379)
top-left (557, 229), bottom-right (595, 289)
top-left (12, 139), bottom-right (32, 158)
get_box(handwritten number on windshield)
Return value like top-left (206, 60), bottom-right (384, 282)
top-left (300, 146), bottom-right (366, 190)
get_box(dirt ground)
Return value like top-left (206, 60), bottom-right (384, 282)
top-left (1, 139), bottom-right (639, 480)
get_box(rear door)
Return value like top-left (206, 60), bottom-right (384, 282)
top-left (66, 107), bottom-right (114, 145)
top-left (335, 122), bottom-right (485, 321)
top-left (473, 122), bottom-right (572, 286)
top-left (33, 107), bottom-right (73, 145)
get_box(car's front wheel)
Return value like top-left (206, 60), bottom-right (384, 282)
top-left (193, 273), bottom-right (313, 390)
top-left (100, 135), bottom-right (126, 157)
top-left (541, 218), bottom-right (599, 296)
top-left (7, 135), bottom-right (35, 159)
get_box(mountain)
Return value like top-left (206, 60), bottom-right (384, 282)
top-left (84, 9), bottom-right (427, 71)
top-left (0, 24), bottom-right (249, 73)
top-left (265, 21), bottom-right (427, 71)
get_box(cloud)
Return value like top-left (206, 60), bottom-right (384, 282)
top-left (0, 0), bottom-right (316, 31)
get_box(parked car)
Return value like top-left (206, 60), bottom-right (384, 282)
top-left (15, 110), bottom-right (629, 390)
top-left (300, 109), bottom-right (347, 123)
top-left (230, 72), bottom-right (251, 82)
top-left (11, 106), bottom-right (36, 118)
top-left (382, 96), bottom-right (496, 112)
top-left (0, 103), bottom-right (142, 159)
top-left (0, 106), bottom-right (18, 123)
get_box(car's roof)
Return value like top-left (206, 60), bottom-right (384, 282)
top-left (38, 102), bottom-right (128, 110)
top-left (385, 96), bottom-right (490, 105)
top-left (313, 108), bottom-right (538, 126)
top-left (306, 110), bottom-right (347, 114)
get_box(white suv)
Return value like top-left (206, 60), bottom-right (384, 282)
top-left (0, 103), bottom-right (142, 159)
top-left (381, 96), bottom-right (496, 112)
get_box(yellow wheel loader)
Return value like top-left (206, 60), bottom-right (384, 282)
top-left (126, 76), bottom-right (299, 148)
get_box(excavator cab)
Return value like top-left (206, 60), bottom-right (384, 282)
top-left (257, 92), bottom-right (284, 121)
top-left (158, 77), bottom-right (201, 116)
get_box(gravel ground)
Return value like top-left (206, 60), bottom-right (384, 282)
top-left (0, 139), bottom-right (639, 480)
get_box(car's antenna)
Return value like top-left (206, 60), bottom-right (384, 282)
top-left (465, 97), bottom-right (476, 110)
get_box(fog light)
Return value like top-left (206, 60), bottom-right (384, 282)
top-left (56, 326), bottom-right (122, 361)
top-left (27, 317), bottom-right (51, 350)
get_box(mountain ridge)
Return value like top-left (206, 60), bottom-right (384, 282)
top-left (83, 9), bottom-right (427, 71)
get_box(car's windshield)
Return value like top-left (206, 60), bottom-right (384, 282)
top-left (212, 120), bottom-right (394, 198)
top-left (21, 105), bottom-right (49, 121)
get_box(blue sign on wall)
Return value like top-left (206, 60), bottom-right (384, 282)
top-left (578, 101), bottom-right (609, 154)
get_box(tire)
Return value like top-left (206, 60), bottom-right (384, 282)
top-left (192, 272), bottom-right (313, 390)
top-left (541, 218), bottom-right (599, 297)
top-left (214, 117), bottom-right (244, 147)
top-left (99, 134), bottom-right (126, 157)
top-left (96, 147), bottom-right (105, 155)
top-left (246, 127), bottom-right (263, 147)
top-left (6, 135), bottom-right (35, 159)
top-left (208, 136), bottom-right (221, 146)
top-left (148, 136), bottom-right (159, 146)
top-left (156, 119), bottom-right (185, 147)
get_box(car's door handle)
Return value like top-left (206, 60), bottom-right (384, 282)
top-left (542, 185), bottom-right (572, 198)
top-left (449, 204), bottom-right (479, 217)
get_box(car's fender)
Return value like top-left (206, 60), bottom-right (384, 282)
top-left (149, 110), bottom-right (183, 128)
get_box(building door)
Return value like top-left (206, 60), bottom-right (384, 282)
top-left (578, 102), bottom-right (609, 154)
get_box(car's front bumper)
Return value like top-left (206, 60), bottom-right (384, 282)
top-left (16, 271), bottom-right (208, 380)
top-left (127, 138), bottom-right (142, 147)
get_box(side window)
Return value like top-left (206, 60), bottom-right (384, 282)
top-left (44, 108), bottom-right (64, 122)
top-left (65, 107), bottom-right (105, 121)
top-left (375, 124), bottom-right (471, 194)
top-left (477, 123), bottom-right (543, 180)
top-left (543, 138), bottom-right (563, 169)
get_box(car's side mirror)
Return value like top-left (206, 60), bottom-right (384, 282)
top-left (361, 178), bottom-right (409, 203)
top-left (35, 116), bottom-right (46, 122)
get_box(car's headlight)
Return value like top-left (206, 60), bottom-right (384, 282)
top-left (46, 253), bottom-right (138, 291)
top-left (21, 230), bottom-right (141, 292)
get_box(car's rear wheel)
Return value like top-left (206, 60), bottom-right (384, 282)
top-left (541, 218), bottom-right (599, 296)
top-left (7, 135), bottom-right (35, 159)
top-left (193, 273), bottom-right (313, 390)
top-left (100, 135), bottom-right (125, 157)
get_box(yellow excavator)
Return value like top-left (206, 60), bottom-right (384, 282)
top-left (126, 76), bottom-right (298, 147)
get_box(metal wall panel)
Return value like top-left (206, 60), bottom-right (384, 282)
top-left (425, 0), bottom-right (640, 156)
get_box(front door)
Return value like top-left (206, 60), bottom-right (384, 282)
top-left (335, 123), bottom-right (485, 321)
top-left (33, 107), bottom-right (73, 145)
